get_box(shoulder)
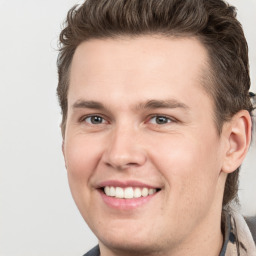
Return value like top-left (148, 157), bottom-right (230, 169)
top-left (83, 245), bottom-right (100, 256)
top-left (245, 215), bottom-right (256, 244)
top-left (223, 211), bottom-right (256, 255)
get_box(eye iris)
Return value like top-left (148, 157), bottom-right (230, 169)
top-left (91, 116), bottom-right (103, 124)
top-left (156, 116), bottom-right (168, 124)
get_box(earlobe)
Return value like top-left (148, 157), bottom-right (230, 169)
top-left (222, 110), bottom-right (252, 174)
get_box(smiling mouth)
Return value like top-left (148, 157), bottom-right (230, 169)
top-left (101, 186), bottom-right (161, 199)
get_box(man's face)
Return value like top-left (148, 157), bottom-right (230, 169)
top-left (63, 36), bottom-right (226, 254)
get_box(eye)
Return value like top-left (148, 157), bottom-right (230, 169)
top-left (148, 115), bottom-right (172, 125)
top-left (83, 115), bottom-right (107, 125)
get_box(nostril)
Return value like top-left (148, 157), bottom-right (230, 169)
top-left (102, 142), bottom-right (147, 170)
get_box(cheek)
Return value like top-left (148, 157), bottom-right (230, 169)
top-left (63, 136), bottom-right (104, 219)
top-left (151, 134), bottom-right (222, 202)
top-left (64, 135), bottom-right (103, 179)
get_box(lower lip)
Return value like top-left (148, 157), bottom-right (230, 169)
top-left (99, 189), bottom-right (158, 210)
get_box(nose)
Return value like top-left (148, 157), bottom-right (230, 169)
top-left (102, 126), bottom-right (147, 170)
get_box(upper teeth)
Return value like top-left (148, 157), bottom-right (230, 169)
top-left (104, 186), bottom-right (157, 199)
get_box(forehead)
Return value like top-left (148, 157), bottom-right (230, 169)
top-left (69, 36), bottom-right (212, 110)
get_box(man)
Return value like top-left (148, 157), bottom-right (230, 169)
top-left (57, 0), bottom-right (256, 255)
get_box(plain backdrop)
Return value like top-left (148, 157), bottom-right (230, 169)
top-left (0, 0), bottom-right (255, 255)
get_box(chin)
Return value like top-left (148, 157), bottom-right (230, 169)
top-left (99, 236), bottom-right (163, 256)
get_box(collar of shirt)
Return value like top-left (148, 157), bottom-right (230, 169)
top-left (220, 210), bottom-right (256, 256)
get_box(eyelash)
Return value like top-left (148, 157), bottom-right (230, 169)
top-left (80, 115), bottom-right (108, 125)
top-left (146, 115), bottom-right (174, 125)
top-left (80, 114), bottom-right (176, 126)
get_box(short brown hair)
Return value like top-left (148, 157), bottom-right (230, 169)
top-left (57, 0), bottom-right (254, 207)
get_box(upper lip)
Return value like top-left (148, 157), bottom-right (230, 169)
top-left (97, 180), bottom-right (161, 189)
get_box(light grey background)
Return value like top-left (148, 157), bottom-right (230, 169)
top-left (0, 0), bottom-right (255, 255)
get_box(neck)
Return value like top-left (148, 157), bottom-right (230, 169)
top-left (170, 212), bottom-right (224, 256)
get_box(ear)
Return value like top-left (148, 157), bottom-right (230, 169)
top-left (222, 110), bottom-right (252, 174)
top-left (62, 140), bottom-right (67, 169)
top-left (62, 140), bottom-right (65, 156)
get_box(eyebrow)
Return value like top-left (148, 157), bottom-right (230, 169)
top-left (136, 99), bottom-right (189, 111)
top-left (72, 99), bottom-right (190, 112)
top-left (72, 100), bottom-right (105, 110)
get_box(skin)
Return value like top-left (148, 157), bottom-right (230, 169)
top-left (63, 36), bottom-right (251, 256)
